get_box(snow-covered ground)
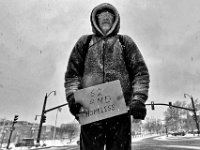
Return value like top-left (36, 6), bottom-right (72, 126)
top-left (2, 134), bottom-right (199, 150)
top-left (0, 135), bottom-right (160, 150)
top-left (1, 135), bottom-right (152, 150)
top-left (0, 138), bottom-right (79, 150)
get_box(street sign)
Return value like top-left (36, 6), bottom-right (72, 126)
top-left (74, 80), bottom-right (129, 125)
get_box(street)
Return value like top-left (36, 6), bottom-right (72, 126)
top-left (35, 134), bottom-right (200, 150)
top-left (132, 135), bottom-right (200, 150)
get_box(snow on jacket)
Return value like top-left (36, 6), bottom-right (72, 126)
top-left (64, 3), bottom-right (150, 105)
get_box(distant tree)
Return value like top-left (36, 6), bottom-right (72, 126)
top-left (60, 123), bottom-right (79, 142)
top-left (143, 117), bottom-right (152, 133)
top-left (143, 118), bottom-right (159, 134)
top-left (154, 119), bottom-right (163, 134)
top-left (132, 120), bottom-right (142, 136)
top-left (164, 99), bottom-right (200, 132)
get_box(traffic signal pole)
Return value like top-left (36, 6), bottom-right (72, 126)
top-left (190, 96), bottom-right (200, 136)
top-left (36, 90), bottom-right (67, 145)
top-left (184, 93), bottom-right (200, 136)
top-left (6, 122), bottom-right (14, 149)
top-left (36, 93), bottom-right (47, 145)
top-left (7, 115), bottom-right (18, 149)
top-left (147, 94), bottom-right (200, 136)
top-left (145, 103), bottom-right (194, 111)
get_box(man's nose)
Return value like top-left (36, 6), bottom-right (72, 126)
top-left (103, 17), bottom-right (110, 22)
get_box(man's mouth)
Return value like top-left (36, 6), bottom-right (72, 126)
top-left (102, 20), bottom-right (111, 25)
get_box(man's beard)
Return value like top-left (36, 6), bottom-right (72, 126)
top-left (101, 23), bottom-right (112, 33)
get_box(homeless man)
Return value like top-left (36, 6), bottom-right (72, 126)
top-left (64, 3), bottom-right (150, 150)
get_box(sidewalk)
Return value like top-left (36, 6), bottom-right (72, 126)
top-left (132, 134), bottom-right (159, 142)
top-left (0, 139), bottom-right (77, 150)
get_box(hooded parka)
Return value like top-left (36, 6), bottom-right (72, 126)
top-left (64, 3), bottom-right (150, 150)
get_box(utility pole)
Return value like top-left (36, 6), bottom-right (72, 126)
top-left (7, 115), bottom-right (18, 149)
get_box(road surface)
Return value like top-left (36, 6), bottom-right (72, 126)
top-left (132, 135), bottom-right (200, 150)
top-left (34, 134), bottom-right (200, 150)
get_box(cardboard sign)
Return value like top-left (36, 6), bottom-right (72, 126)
top-left (74, 80), bottom-right (129, 125)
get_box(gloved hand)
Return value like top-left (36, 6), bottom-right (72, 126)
top-left (129, 100), bottom-right (146, 120)
top-left (67, 93), bottom-right (83, 120)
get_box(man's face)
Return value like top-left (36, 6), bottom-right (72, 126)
top-left (97, 11), bottom-right (114, 34)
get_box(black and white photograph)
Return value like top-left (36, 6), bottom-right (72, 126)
top-left (0, 0), bottom-right (200, 149)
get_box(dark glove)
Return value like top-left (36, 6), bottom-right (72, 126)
top-left (67, 93), bottom-right (82, 120)
top-left (129, 100), bottom-right (146, 120)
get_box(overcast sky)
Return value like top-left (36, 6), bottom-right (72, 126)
top-left (0, 0), bottom-right (200, 126)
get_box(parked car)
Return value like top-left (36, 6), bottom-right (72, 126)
top-left (15, 138), bottom-right (34, 147)
top-left (171, 131), bottom-right (185, 136)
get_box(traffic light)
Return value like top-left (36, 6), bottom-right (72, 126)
top-left (13, 115), bottom-right (18, 124)
top-left (42, 115), bottom-right (46, 123)
top-left (151, 101), bottom-right (154, 110)
top-left (169, 102), bottom-right (172, 108)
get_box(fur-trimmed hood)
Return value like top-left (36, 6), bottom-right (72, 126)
top-left (90, 3), bottom-right (120, 37)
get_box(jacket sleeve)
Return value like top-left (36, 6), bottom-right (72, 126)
top-left (64, 35), bottom-right (89, 102)
top-left (122, 35), bottom-right (150, 104)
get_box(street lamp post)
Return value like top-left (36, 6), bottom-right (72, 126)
top-left (36, 91), bottom-right (56, 145)
top-left (165, 125), bottom-right (168, 137)
top-left (184, 93), bottom-right (200, 136)
top-left (53, 108), bottom-right (61, 140)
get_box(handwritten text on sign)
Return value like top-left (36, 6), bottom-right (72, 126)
top-left (74, 80), bottom-right (129, 125)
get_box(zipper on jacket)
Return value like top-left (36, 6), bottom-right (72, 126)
top-left (102, 40), bottom-right (106, 83)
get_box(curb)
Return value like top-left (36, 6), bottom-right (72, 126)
top-left (30, 146), bottom-right (51, 150)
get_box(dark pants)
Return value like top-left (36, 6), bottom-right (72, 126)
top-left (80, 113), bottom-right (131, 150)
